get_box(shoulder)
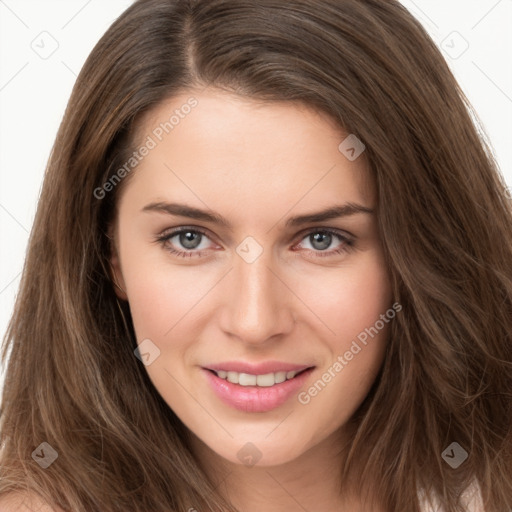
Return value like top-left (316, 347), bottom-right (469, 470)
top-left (0, 492), bottom-right (64, 512)
top-left (460, 480), bottom-right (485, 512)
top-left (418, 479), bottom-right (485, 512)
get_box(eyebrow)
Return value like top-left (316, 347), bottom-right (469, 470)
top-left (141, 201), bottom-right (374, 228)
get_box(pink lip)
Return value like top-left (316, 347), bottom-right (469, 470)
top-left (206, 360), bottom-right (312, 374)
top-left (202, 366), bottom-right (315, 413)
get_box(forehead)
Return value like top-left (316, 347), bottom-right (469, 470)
top-left (123, 88), bottom-right (375, 211)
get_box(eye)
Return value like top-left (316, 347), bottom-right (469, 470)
top-left (294, 229), bottom-right (355, 258)
top-left (154, 227), bottom-right (355, 259)
top-left (155, 227), bottom-right (216, 258)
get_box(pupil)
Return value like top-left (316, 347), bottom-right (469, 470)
top-left (181, 231), bottom-right (200, 249)
top-left (312, 232), bottom-right (331, 250)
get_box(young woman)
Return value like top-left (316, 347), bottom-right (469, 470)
top-left (1, 0), bottom-right (511, 511)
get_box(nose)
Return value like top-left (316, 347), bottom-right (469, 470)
top-left (219, 246), bottom-right (296, 346)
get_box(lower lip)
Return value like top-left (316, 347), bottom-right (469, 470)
top-left (202, 367), bottom-right (315, 413)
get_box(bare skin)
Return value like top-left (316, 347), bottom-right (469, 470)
top-left (0, 492), bottom-right (65, 511)
top-left (106, 87), bottom-right (393, 512)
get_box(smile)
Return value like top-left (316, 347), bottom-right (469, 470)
top-left (202, 366), bottom-right (315, 413)
top-left (211, 369), bottom-right (306, 387)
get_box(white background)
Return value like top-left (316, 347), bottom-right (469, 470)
top-left (1, 0), bottom-right (511, 390)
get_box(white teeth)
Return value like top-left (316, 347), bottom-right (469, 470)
top-left (226, 371), bottom-right (239, 384)
top-left (274, 371), bottom-right (287, 384)
top-left (214, 369), bottom-right (302, 386)
top-left (238, 373), bottom-right (257, 386)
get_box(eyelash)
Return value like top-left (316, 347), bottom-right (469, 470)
top-left (154, 226), bottom-right (355, 259)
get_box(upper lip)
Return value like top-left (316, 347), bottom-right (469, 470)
top-left (205, 361), bottom-right (314, 375)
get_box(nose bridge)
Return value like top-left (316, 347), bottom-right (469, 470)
top-left (221, 239), bottom-right (293, 343)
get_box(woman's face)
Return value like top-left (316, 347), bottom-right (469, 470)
top-left (110, 88), bottom-right (393, 467)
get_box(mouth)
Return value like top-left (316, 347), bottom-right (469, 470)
top-left (206, 367), bottom-right (312, 387)
top-left (201, 365), bottom-right (315, 413)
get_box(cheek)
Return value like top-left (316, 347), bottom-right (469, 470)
top-left (296, 250), bottom-right (392, 343)
top-left (336, 262), bottom-right (391, 342)
top-left (119, 232), bottom-right (214, 343)
top-left (123, 261), bottom-right (208, 414)
top-left (295, 253), bottom-right (393, 434)
top-left (126, 268), bottom-right (210, 350)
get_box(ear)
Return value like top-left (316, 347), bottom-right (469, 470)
top-left (107, 225), bottom-right (128, 301)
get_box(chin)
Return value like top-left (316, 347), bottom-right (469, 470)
top-left (200, 432), bottom-right (311, 469)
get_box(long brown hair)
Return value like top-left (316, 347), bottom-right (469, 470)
top-left (1, 0), bottom-right (511, 510)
